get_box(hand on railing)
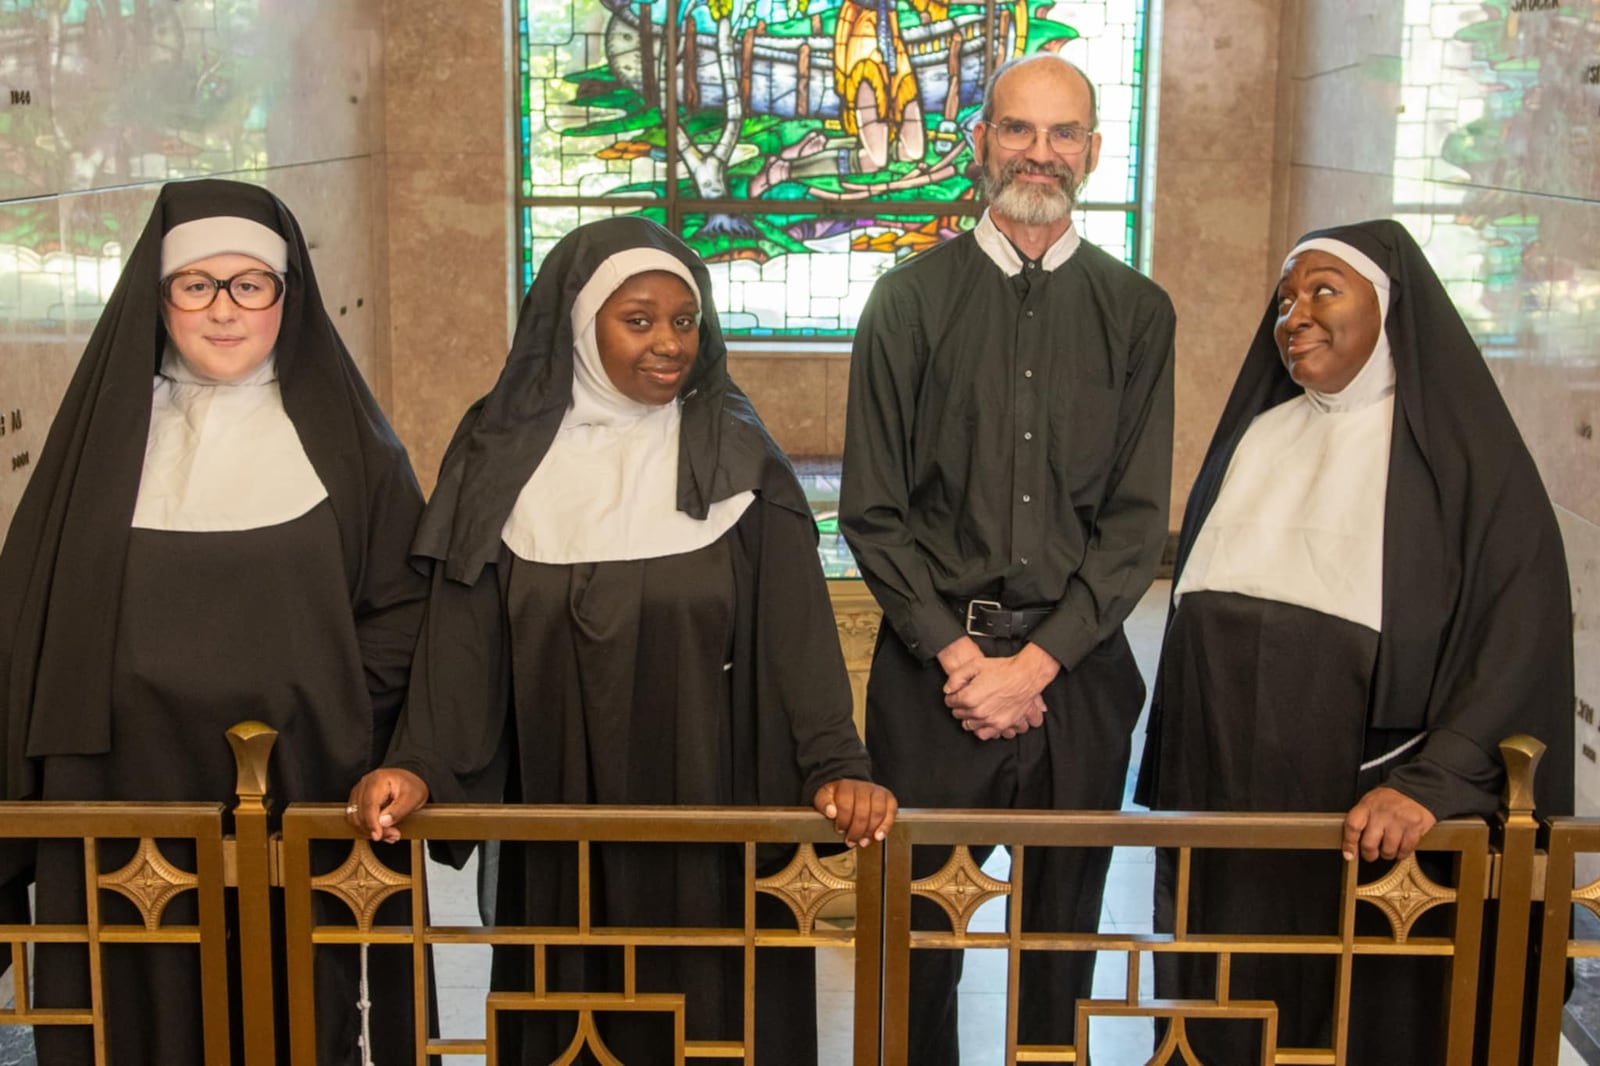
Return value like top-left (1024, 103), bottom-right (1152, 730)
top-left (1342, 786), bottom-right (1437, 863)
top-left (345, 768), bottom-right (430, 843)
top-left (813, 778), bottom-right (898, 848)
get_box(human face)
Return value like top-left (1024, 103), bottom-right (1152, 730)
top-left (594, 270), bottom-right (700, 405)
top-left (1274, 250), bottom-right (1383, 393)
top-left (160, 252), bottom-right (284, 382)
top-left (974, 59), bottom-right (1101, 226)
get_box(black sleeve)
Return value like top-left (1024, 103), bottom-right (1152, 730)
top-left (749, 502), bottom-right (874, 805)
top-left (839, 281), bottom-right (967, 662)
top-left (352, 457), bottom-right (430, 763)
top-left (1028, 288), bottom-right (1176, 671)
top-left (1383, 472), bottom-right (1573, 821)
top-left (383, 565), bottom-right (511, 810)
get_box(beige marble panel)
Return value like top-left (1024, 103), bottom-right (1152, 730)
top-left (1290, 1), bottom-right (1402, 78)
top-left (264, 159), bottom-right (390, 404)
top-left (0, 338), bottom-right (82, 536)
top-left (386, 154), bottom-right (511, 491)
top-left (1286, 63), bottom-right (1401, 176)
top-left (825, 355), bottom-right (852, 459)
top-left (1558, 506), bottom-right (1600, 884)
top-left (1153, 0), bottom-right (1282, 165)
top-left (727, 354), bottom-right (831, 459)
top-left (384, 0), bottom-right (511, 157)
top-left (1151, 159), bottom-right (1277, 521)
top-left (0, 0), bottom-right (384, 200)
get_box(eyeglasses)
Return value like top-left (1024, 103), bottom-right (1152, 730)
top-left (161, 269), bottom-right (285, 312)
top-left (987, 119), bottom-right (1095, 156)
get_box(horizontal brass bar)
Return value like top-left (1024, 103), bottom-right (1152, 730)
top-left (0, 1008), bottom-right (96, 1024)
top-left (423, 1040), bottom-right (488, 1054)
top-left (683, 1041), bottom-right (747, 1057)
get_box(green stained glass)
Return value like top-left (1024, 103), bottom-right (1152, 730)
top-left (515, 0), bottom-right (1153, 336)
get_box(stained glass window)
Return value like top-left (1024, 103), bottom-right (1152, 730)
top-left (515, 0), bottom-right (1155, 337)
top-left (1393, 1), bottom-right (1598, 359)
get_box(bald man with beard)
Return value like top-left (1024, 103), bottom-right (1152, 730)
top-left (841, 54), bottom-right (1176, 1064)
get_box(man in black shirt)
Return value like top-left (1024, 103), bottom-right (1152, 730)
top-left (841, 53), bottom-right (1176, 1063)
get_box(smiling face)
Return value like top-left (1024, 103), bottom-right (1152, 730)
top-left (593, 270), bottom-right (701, 406)
top-left (160, 252), bottom-right (284, 382)
top-left (1274, 249), bottom-right (1383, 393)
top-left (973, 58), bottom-right (1101, 226)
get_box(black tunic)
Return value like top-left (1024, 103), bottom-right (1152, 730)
top-left (30, 503), bottom-right (421, 1066)
top-left (388, 500), bottom-right (871, 1064)
top-left (839, 228), bottom-right (1176, 668)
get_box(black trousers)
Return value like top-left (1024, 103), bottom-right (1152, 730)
top-left (865, 625), bottom-right (1146, 1066)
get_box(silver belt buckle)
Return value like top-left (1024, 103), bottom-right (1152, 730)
top-left (965, 599), bottom-right (1003, 636)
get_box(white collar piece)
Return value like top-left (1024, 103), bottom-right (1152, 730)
top-left (974, 210), bottom-right (1081, 276)
top-left (500, 248), bottom-right (753, 565)
top-left (132, 345), bottom-right (327, 532)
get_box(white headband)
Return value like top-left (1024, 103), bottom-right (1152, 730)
top-left (161, 216), bottom-right (288, 276)
top-left (570, 248), bottom-right (700, 337)
top-left (1283, 237), bottom-right (1391, 317)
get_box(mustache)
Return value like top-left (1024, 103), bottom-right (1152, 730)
top-left (999, 158), bottom-right (1076, 183)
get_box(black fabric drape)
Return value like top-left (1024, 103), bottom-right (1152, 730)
top-left (1138, 216), bottom-right (1573, 822)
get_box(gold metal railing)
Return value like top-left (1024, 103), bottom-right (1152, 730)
top-left (0, 726), bottom-right (1593, 1065)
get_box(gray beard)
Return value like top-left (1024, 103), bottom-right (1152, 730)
top-left (982, 167), bottom-right (1078, 226)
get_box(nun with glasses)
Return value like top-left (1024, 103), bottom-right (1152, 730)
top-left (348, 215), bottom-right (897, 1064)
top-left (0, 179), bottom-right (429, 1064)
top-left (1136, 219), bottom-right (1573, 1063)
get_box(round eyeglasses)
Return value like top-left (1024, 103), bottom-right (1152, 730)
top-left (161, 269), bottom-right (286, 312)
top-left (987, 120), bottom-right (1095, 156)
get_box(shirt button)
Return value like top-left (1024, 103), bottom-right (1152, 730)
top-left (1024, 369), bottom-right (1033, 379)
top-left (1022, 494), bottom-right (1032, 503)
top-left (1026, 309), bottom-right (1035, 318)
top-left (1020, 557), bottom-right (1029, 565)
top-left (1023, 431), bottom-right (1033, 441)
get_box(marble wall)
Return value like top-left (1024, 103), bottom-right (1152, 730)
top-left (0, 0), bottom-right (391, 522)
top-left (1274, 0), bottom-right (1600, 824)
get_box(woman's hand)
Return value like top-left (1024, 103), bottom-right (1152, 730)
top-left (347, 768), bottom-right (430, 844)
top-left (814, 779), bottom-right (898, 848)
top-left (1342, 786), bottom-right (1436, 862)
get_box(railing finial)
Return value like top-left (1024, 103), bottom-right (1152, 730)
top-left (226, 720), bottom-right (278, 808)
top-left (1498, 734), bottom-right (1546, 818)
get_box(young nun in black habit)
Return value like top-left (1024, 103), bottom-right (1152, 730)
top-left (0, 179), bottom-right (429, 1064)
top-left (348, 215), bottom-right (897, 1064)
top-left (1136, 218), bottom-right (1573, 1063)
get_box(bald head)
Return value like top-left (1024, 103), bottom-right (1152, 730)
top-left (981, 54), bottom-right (1098, 131)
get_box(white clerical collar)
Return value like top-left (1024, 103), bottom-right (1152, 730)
top-left (974, 210), bottom-right (1080, 276)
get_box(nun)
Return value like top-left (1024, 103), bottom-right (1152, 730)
top-left (348, 215), bottom-right (897, 1064)
top-left (0, 179), bottom-right (429, 1064)
top-left (1135, 218), bottom-right (1573, 1063)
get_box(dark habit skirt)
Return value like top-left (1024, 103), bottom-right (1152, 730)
top-left (1147, 590), bottom-right (1450, 1065)
top-left (28, 504), bottom-right (419, 1066)
top-left (487, 536), bottom-right (818, 1066)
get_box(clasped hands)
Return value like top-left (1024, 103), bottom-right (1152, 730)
top-left (346, 769), bottom-right (898, 849)
top-left (938, 635), bottom-right (1060, 741)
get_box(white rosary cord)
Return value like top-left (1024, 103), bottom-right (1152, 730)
top-left (358, 940), bottom-right (376, 1066)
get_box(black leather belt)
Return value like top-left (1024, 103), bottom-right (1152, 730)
top-left (959, 599), bottom-right (1052, 640)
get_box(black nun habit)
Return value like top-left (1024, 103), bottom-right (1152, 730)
top-left (382, 216), bottom-right (873, 1065)
top-left (1136, 218), bottom-right (1573, 1063)
top-left (0, 179), bottom-right (429, 1065)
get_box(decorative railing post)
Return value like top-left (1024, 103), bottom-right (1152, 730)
top-left (1485, 734), bottom-right (1546, 1064)
top-left (227, 721), bottom-right (279, 1066)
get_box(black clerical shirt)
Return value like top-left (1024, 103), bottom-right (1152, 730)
top-left (840, 217), bottom-right (1176, 670)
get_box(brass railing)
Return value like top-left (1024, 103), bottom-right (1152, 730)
top-left (0, 725), bottom-right (1591, 1065)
